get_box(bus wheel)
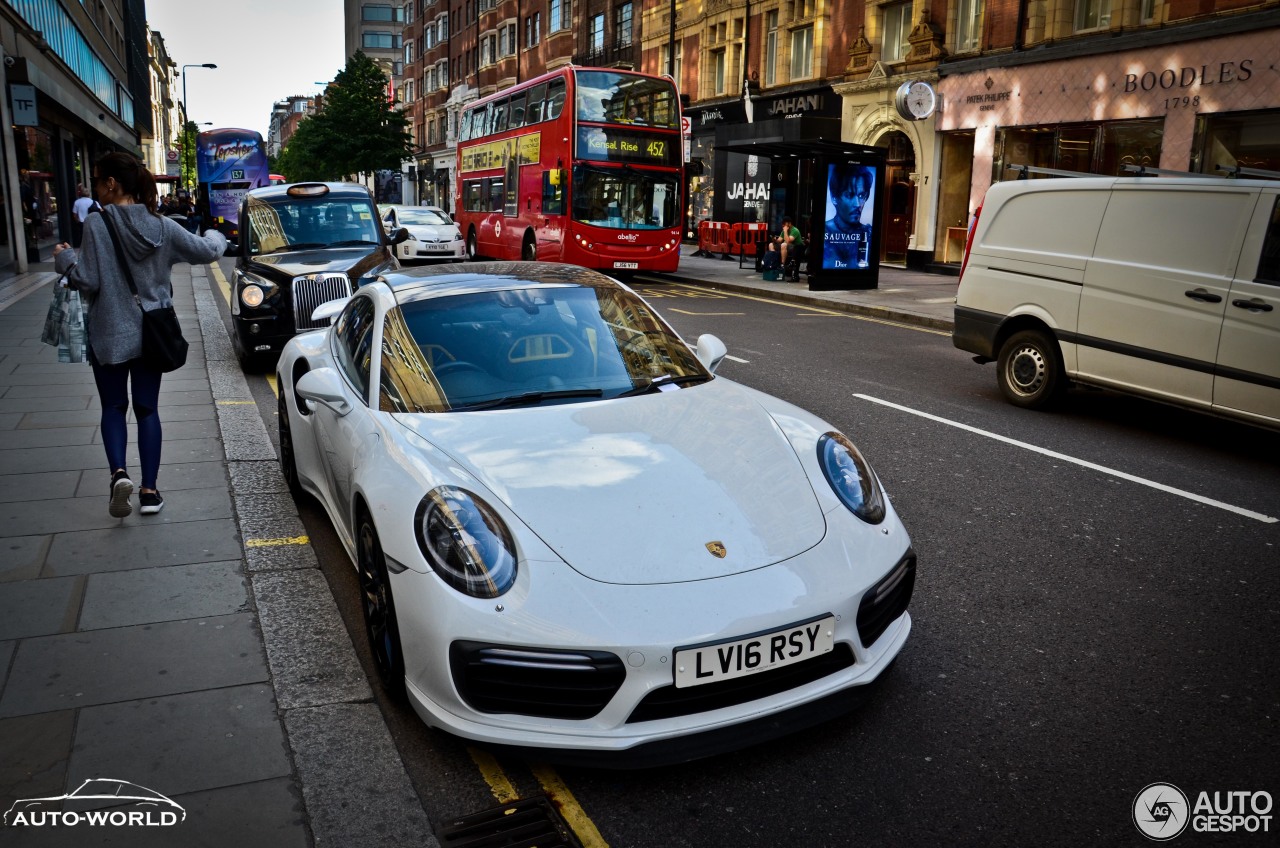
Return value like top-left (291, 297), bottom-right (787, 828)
top-left (466, 229), bottom-right (479, 260)
top-left (522, 236), bottom-right (537, 261)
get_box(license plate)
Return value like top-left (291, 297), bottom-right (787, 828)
top-left (673, 615), bottom-right (836, 688)
top-left (613, 261), bottom-right (639, 270)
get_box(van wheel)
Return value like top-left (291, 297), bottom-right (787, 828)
top-left (997, 329), bottom-right (1064, 409)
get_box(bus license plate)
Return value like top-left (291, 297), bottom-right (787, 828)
top-left (613, 261), bottom-right (639, 270)
top-left (673, 616), bottom-right (835, 688)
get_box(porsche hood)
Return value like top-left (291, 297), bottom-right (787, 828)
top-left (392, 379), bottom-right (829, 585)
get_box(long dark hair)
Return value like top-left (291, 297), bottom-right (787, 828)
top-left (96, 152), bottom-right (159, 214)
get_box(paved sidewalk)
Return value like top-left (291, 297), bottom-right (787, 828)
top-left (0, 263), bottom-right (434, 847)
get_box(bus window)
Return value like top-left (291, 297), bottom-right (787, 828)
top-left (509, 93), bottom-right (527, 129)
top-left (545, 79), bottom-right (566, 121)
top-left (526, 84), bottom-right (546, 124)
top-left (488, 178), bottom-right (504, 212)
top-left (542, 170), bottom-right (565, 215)
top-left (491, 99), bottom-right (509, 135)
top-left (464, 180), bottom-right (483, 212)
top-left (460, 109), bottom-right (474, 141)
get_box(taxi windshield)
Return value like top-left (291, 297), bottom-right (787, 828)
top-left (245, 195), bottom-right (383, 254)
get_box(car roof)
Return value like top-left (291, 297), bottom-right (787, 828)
top-left (376, 262), bottom-right (623, 303)
top-left (247, 181), bottom-right (374, 202)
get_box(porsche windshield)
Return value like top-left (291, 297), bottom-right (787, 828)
top-left (378, 285), bottom-right (711, 413)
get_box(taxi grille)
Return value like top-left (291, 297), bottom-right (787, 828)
top-left (626, 644), bottom-right (855, 723)
top-left (856, 550), bottom-right (916, 648)
top-left (450, 642), bottom-right (626, 720)
top-left (292, 274), bottom-right (351, 331)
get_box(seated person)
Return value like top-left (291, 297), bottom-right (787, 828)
top-left (775, 216), bottom-right (805, 269)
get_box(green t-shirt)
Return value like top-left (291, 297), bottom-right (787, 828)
top-left (783, 225), bottom-right (804, 248)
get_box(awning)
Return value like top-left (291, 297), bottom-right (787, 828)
top-left (714, 116), bottom-right (883, 161)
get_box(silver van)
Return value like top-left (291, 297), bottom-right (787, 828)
top-left (954, 176), bottom-right (1280, 430)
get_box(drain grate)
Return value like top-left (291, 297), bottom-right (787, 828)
top-left (437, 795), bottom-right (583, 848)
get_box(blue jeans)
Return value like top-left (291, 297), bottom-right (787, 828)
top-left (90, 354), bottom-right (163, 489)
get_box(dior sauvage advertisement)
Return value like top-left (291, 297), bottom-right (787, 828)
top-left (821, 163), bottom-right (877, 270)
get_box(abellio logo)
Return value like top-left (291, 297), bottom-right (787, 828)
top-left (1133, 783), bottom-right (1190, 841)
top-left (4, 779), bottom-right (185, 828)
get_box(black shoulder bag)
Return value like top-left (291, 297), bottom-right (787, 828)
top-left (101, 211), bottom-right (189, 373)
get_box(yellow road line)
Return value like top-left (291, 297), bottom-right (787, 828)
top-left (211, 261), bottom-right (232, 306)
top-left (244, 535), bottom-right (310, 548)
top-left (531, 764), bottom-right (609, 848)
top-left (216, 400), bottom-right (257, 405)
top-left (467, 747), bottom-right (520, 804)
top-left (266, 373), bottom-right (278, 397)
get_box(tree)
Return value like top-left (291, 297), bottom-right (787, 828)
top-left (180, 120), bottom-right (199, 191)
top-left (276, 52), bottom-right (412, 187)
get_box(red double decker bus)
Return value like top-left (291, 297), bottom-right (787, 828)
top-left (456, 67), bottom-right (683, 273)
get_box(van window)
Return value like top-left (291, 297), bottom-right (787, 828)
top-left (1256, 197), bottom-right (1280, 285)
top-left (1094, 188), bottom-right (1255, 276)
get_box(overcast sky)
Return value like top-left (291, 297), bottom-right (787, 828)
top-left (145, 0), bottom-right (347, 139)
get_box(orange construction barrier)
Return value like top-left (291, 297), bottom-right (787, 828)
top-left (735, 222), bottom-right (771, 263)
top-left (695, 221), bottom-right (732, 258)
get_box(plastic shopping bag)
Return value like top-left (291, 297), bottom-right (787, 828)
top-left (40, 280), bottom-right (87, 363)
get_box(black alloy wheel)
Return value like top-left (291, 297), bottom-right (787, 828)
top-left (358, 514), bottom-right (406, 697)
top-left (997, 328), bottom-right (1065, 409)
top-left (466, 229), bottom-right (479, 260)
top-left (277, 388), bottom-right (303, 496)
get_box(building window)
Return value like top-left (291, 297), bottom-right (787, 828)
top-left (362, 4), bottom-right (404, 21)
top-left (1075, 0), bottom-right (1111, 30)
top-left (362, 31), bottom-right (402, 49)
top-left (882, 2), bottom-right (911, 62)
top-left (790, 0), bottom-right (814, 19)
top-left (764, 10), bottom-right (778, 86)
top-left (712, 48), bottom-right (726, 94)
top-left (440, 13), bottom-right (449, 39)
top-left (440, 58), bottom-right (448, 83)
top-left (500, 22), bottom-right (511, 56)
top-left (1140, 0), bottom-right (1156, 21)
top-left (615, 2), bottom-right (633, 47)
top-left (480, 33), bottom-right (496, 65)
top-left (405, 41), bottom-right (414, 64)
top-left (405, 80), bottom-right (415, 101)
top-left (590, 14), bottom-right (605, 52)
top-left (660, 40), bottom-right (682, 81)
top-left (404, 2), bottom-right (414, 23)
top-left (955, 0), bottom-right (982, 51)
top-left (428, 119), bottom-right (436, 145)
top-left (526, 11), bottom-right (541, 46)
top-left (550, 0), bottom-right (570, 32)
top-left (426, 24), bottom-right (436, 48)
top-left (789, 25), bottom-right (813, 79)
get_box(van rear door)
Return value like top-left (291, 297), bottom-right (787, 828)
top-left (1076, 183), bottom-right (1254, 408)
top-left (1214, 190), bottom-right (1280, 426)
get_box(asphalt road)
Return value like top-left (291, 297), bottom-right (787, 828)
top-left (229, 265), bottom-right (1279, 847)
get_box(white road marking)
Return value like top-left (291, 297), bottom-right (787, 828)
top-left (854, 394), bottom-right (1278, 524)
top-left (725, 354), bottom-right (750, 364)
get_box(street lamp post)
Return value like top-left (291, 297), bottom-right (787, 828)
top-left (180, 63), bottom-right (217, 190)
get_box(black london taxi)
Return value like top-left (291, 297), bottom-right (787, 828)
top-left (230, 182), bottom-right (409, 369)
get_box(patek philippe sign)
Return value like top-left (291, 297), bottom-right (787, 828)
top-left (9, 84), bottom-right (38, 126)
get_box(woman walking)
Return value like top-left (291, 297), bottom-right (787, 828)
top-left (53, 153), bottom-right (226, 518)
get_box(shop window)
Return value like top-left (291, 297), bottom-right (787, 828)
top-left (764, 11), bottom-right (778, 86)
top-left (955, 0), bottom-right (982, 52)
top-left (1074, 0), bottom-right (1110, 31)
top-left (789, 25), bottom-right (813, 80)
top-left (882, 3), bottom-right (911, 62)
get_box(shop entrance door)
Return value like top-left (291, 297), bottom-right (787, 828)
top-left (880, 131), bottom-right (915, 263)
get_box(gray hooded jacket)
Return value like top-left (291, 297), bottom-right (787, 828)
top-left (54, 205), bottom-right (227, 366)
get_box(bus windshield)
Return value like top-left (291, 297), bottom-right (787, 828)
top-left (572, 165), bottom-right (679, 230)
top-left (575, 71), bottom-right (679, 128)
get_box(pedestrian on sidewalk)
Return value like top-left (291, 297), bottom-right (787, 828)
top-left (71, 184), bottom-right (100, 247)
top-left (52, 153), bottom-right (227, 518)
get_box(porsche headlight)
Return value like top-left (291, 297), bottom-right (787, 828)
top-left (818, 432), bottom-right (886, 524)
top-left (414, 486), bottom-right (517, 597)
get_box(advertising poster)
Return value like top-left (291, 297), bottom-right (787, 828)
top-left (820, 163), bottom-right (877, 270)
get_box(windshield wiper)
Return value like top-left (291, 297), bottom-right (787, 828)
top-left (329, 239), bottom-right (380, 247)
top-left (616, 374), bottom-right (710, 397)
top-left (270, 242), bottom-right (328, 253)
top-left (452, 388), bottom-right (605, 411)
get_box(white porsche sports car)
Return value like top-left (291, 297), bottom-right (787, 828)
top-left (277, 262), bottom-right (915, 765)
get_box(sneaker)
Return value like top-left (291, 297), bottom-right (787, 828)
top-left (140, 491), bottom-right (164, 515)
top-left (109, 470), bottom-right (134, 518)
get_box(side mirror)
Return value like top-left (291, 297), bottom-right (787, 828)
top-left (295, 367), bottom-right (352, 416)
top-left (390, 226), bottom-right (411, 245)
top-left (227, 240), bottom-right (239, 254)
top-left (695, 334), bottom-right (728, 373)
top-left (310, 298), bottom-right (349, 325)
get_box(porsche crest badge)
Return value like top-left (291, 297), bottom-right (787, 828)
top-left (705, 541), bottom-right (727, 558)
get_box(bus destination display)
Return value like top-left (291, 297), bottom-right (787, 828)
top-left (577, 128), bottom-right (679, 167)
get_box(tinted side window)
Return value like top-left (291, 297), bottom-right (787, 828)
top-left (333, 295), bottom-right (377, 402)
top-left (1256, 196), bottom-right (1280, 285)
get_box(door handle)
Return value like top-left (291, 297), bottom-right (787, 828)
top-left (1184, 289), bottom-right (1222, 303)
top-left (1231, 298), bottom-right (1274, 312)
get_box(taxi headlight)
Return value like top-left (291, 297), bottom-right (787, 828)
top-left (818, 432), bottom-right (886, 524)
top-left (414, 487), bottom-right (517, 598)
top-left (240, 284), bottom-right (265, 308)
